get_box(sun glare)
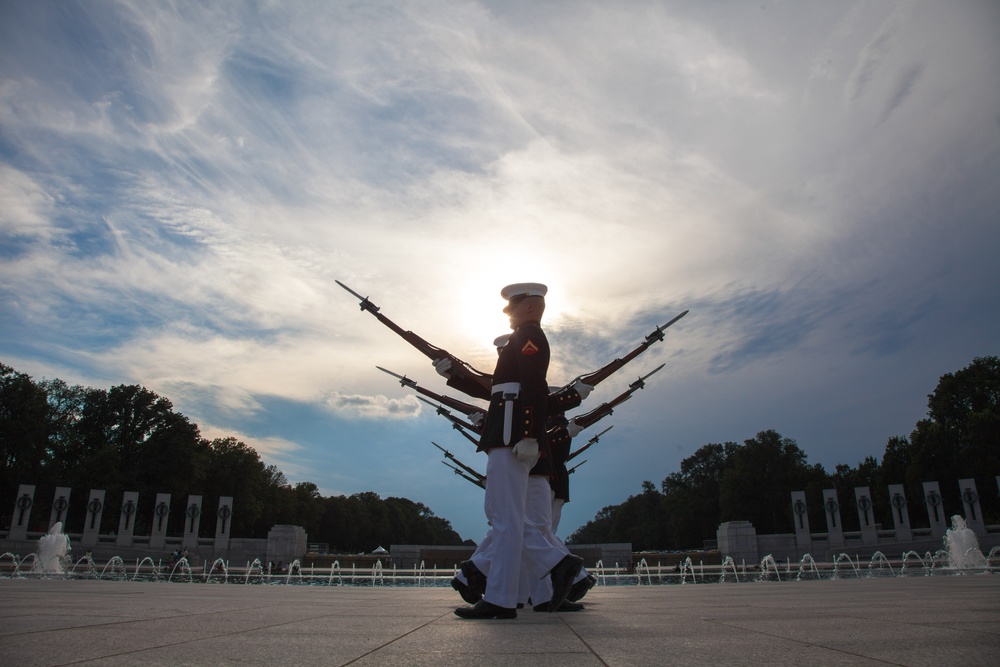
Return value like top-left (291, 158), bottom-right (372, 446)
top-left (454, 275), bottom-right (566, 352)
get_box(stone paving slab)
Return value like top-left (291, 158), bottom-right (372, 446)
top-left (0, 575), bottom-right (997, 666)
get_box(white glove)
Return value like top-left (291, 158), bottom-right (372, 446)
top-left (565, 420), bottom-right (583, 438)
top-left (512, 438), bottom-right (539, 465)
top-left (573, 380), bottom-right (594, 401)
top-left (470, 411), bottom-right (485, 428)
top-left (433, 357), bottom-right (453, 378)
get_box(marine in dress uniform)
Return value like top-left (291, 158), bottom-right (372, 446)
top-left (454, 283), bottom-right (584, 619)
top-left (449, 339), bottom-right (596, 609)
top-left (540, 418), bottom-right (597, 605)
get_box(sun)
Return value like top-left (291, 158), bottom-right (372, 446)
top-left (453, 275), bottom-right (566, 352)
top-left (455, 281), bottom-right (514, 350)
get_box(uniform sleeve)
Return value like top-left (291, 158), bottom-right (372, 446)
top-left (547, 384), bottom-right (582, 414)
top-left (446, 374), bottom-right (492, 401)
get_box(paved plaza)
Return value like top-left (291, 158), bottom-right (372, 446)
top-left (1, 575), bottom-right (997, 666)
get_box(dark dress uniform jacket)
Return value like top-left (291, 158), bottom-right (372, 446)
top-left (477, 322), bottom-right (550, 453)
top-left (547, 426), bottom-right (572, 501)
top-left (448, 350), bottom-right (584, 415)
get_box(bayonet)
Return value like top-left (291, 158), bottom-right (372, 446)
top-left (420, 397), bottom-right (482, 443)
top-left (335, 280), bottom-right (381, 314)
top-left (628, 363), bottom-right (665, 391)
top-left (567, 459), bottom-right (588, 475)
top-left (566, 311), bottom-right (687, 390)
top-left (442, 461), bottom-right (486, 489)
top-left (377, 366), bottom-right (486, 418)
top-left (433, 441), bottom-right (486, 484)
top-left (569, 363), bottom-right (665, 430)
top-left (567, 425), bottom-right (613, 462)
top-left (376, 365), bottom-right (416, 389)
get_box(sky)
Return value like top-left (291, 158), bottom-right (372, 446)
top-left (2, 0), bottom-right (998, 545)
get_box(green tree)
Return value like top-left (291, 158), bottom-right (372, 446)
top-left (567, 482), bottom-right (669, 550)
top-left (661, 442), bottom-right (737, 548)
top-left (830, 456), bottom-right (883, 532)
top-left (0, 364), bottom-right (54, 529)
top-left (719, 430), bottom-right (828, 535)
top-left (201, 437), bottom-right (284, 537)
top-left (66, 384), bottom-right (208, 533)
top-left (906, 356), bottom-right (1000, 523)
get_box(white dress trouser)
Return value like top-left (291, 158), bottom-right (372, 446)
top-left (520, 477), bottom-right (571, 605)
top-left (551, 497), bottom-right (565, 533)
top-left (548, 498), bottom-right (590, 589)
top-left (474, 448), bottom-right (565, 609)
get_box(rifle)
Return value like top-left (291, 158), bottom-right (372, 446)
top-left (567, 425), bottom-right (613, 462)
top-left (567, 363), bottom-right (664, 430)
top-left (433, 442), bottom-right (486, 486)
top-left (377, 366), bottom-right (486, 420)
top-left (567, 459), bottom-right (587, 475)
top-left (337, 281), bottom-right (493, 392)
top-left (442, 461), bottom-right (486, 489)
top-left (420, 397), bottom-right (482, 443)
top-left (564, 311), bottom-right (687, 390)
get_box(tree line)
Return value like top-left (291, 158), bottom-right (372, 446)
top-left (567, 356), bottom-right (1000, 550)
top-left (0, 363), bottom-right (465, 552)
top-left (4, 356), bottom-right (997, 553)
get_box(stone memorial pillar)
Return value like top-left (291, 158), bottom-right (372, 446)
top-left (9, 484), bottom-right (36, 540)
top-left (182, 495), bottom-right (203, 548)
top-left (116, 491), bottom-right (139, 548)
top-left (821, 489), bottom-right (844, 548)
top-left (49, 487), bottom-right (72, 529)
top-left (921, 481), bottom-right (947, 539)
top-left (958, 478), bottom-right (986, 536)
top-left (887, 484), bottom-right (911, 542)
top-left (716, 521), bottom-right (758, 563)
top-left (81, 489), bottom-right (106, 547)
top-left (790, 491), bottom-right (811, 550)
top-left (214, 496), bottom-right (234, 559)
top-left (854, 487), bottom-right (877, 545)
top-left (266, 525), bottom-right (307, 566)
top-left (150, 493), bottom-right (172, 549)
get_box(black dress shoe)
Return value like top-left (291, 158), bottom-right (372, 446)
top-left (450, 576), bottom-right (479, 604)
top-left (567, 572), bottom-right (597, 602)
top-left (532, 600), bottom-right (584, 612)
top-left (548, 555), bottom-right (584, 613)
top-left (460, 560), bottom-right (487, 599)
top-left (454, 600), bottom-right (517, 619)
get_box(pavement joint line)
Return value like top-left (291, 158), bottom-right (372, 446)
top-left (1, 601), bottom-right (322, 639)
top-left (43, 607), bottom-right (449, 667)
top-left (703, 618), bottom-right (908, 666)
top-left (558, 613), bottom-right (611, 667)
top-left (339, 608), bottom-right (455, 666)
top-left (704, 609), bottom-right (1000, 639)
top-left (43, 611), bottom-right (360, 667)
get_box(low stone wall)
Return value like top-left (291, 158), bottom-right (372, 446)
top-left (720, 522), bottom-right (1000, 564)
top-left (388, 542), bottom-right (632, 570)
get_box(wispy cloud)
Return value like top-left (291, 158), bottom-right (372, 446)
top-left (326, 392), bottom-right (422, 420)
top-left (2, 0), bottom-right (998, 540)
